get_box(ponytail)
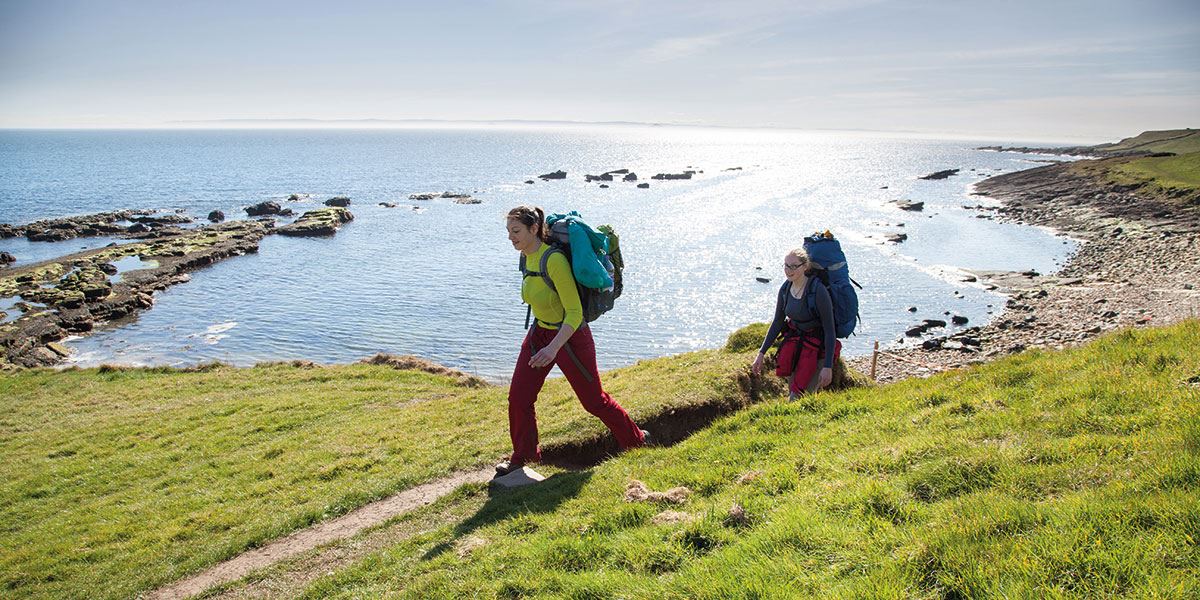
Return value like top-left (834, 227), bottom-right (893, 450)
top-left (507, 205), bottom-right (548, 242)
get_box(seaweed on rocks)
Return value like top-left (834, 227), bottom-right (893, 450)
top-left (276, 207), bottom-right (354, 237)
top-left (0, 220), bottom-right (269, 369)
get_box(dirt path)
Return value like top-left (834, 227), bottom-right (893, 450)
top-left (145, 467), bottom-right (495, 600)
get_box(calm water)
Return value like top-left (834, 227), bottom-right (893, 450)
top-left (0, 127), bottom-right (1076, 379)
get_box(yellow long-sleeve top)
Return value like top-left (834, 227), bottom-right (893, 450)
top-left (523, 243), bottom-right (584, 330)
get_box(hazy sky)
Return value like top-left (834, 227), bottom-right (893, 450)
top-left (1, 0), bottom-right (1197, 140)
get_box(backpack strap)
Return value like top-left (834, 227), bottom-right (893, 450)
top-left (519, 246), bottom-right (567, 328)
top-left (805, 275), bottom-right (825, 315)
top-left (537, 246), bottom-right (560, 292)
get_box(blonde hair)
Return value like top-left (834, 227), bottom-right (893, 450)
top-left (786, 248), bottom-right (816, 274)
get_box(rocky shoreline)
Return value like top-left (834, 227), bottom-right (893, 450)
top-left (0, 205), bottom-right (356, 369)
top-left (851, 158), bottom-right (1200, 383)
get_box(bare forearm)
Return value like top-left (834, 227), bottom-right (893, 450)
top-left (547, 324), bottom-right (576, 353)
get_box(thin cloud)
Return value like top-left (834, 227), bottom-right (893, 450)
top-left (639, 30), bottom-right (744, 63)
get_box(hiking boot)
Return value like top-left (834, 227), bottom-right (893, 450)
top-left (494, 459), bottom-right (524, 477)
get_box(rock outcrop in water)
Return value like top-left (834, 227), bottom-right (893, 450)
top-left (892, 200), bottom-right (924, 211)
top-left (651, 171), bottom-right (695, 180)
top-left (538, 170), bottom-right (567, 180)
top-left (131, 214), bottom-right (192, 225)
top-left (3, 210), bottom-right (154, 242)
top-left (324, 197), bottom-right (352, 207)
top-left (276, 207), bottom-right (354, 237)
top-left (919, 169), bottom-right (959, 180)
top-left (245, 201), bottom-right (283, 216)
top-left (0, 220), bottom-right (270, 369)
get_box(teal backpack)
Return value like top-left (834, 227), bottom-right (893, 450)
top-left (518, 215), bottom-right (624, 327)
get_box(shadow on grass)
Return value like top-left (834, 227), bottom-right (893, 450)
top-left (421, 469), bottom-right (594, 560)
top-left (540, 368), bottom-right (792, 468)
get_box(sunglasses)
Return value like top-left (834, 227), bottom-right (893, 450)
top-left (784, 262), bottom-right (806, 270)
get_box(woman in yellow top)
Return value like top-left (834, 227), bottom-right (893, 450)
top-left (496, 205), bottom-right (646, 475)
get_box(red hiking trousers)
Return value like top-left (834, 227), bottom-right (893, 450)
top-left (775, 327), bottom-right (841, 396)
top-left (507, 324), bottom-right (644, 464)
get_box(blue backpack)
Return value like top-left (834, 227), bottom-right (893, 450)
top-left (802, 231), bottom-right (862, 338)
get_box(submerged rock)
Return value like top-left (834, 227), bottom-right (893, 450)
top-left (651, 171), bottom-right (695, 180)
top-left (276, 207), bottom-right (354, 237)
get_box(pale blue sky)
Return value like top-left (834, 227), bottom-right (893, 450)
top-left (1, 0), bottom-right (1197, 140)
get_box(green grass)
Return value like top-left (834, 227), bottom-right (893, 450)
top-left (1096, 129), bottom-right (1200, 155)
top-left (284, 322), bottom-right (1200, 599)
top-left (0, 344), bottom-right (781, 599)
top-left (1065, 150), bottom-right (1200, 208)
top-left (1110, 152), bottom-right (1200, 193)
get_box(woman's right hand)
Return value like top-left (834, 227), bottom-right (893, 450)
top-left (751, 352), bottom-right (764, 375)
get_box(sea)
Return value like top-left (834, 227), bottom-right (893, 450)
top-left (0, 126), bottom-right (1078, 380)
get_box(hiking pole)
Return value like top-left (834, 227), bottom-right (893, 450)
top-left (870, 341), bottom-right (879, 381)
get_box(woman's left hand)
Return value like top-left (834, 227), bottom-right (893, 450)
top-left (529, 346), bottom-right (558, 369)
top-left (817, 367), bottom-right (833, 390)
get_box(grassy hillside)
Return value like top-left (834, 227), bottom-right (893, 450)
top-left (273, 322), bottom-right (1200, 598)
top-left (1063, 149), bottom-right (1200, 208)
top-left (1110, 151), bottom-right (1200, 194)
top-left (0, 348), bottom-right (788, 599)
top-left (1094, 128), bottom-right (1200, 156)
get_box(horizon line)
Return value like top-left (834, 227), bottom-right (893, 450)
top-left (0, 118), bottom-right (1119, 145)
